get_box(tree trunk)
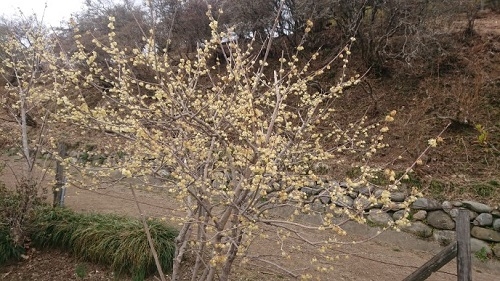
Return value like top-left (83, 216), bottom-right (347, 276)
top-left (219, 212), bottom-right (243, 281)
top-left (19, 90), bottom-right (32, 173)
top-left (172, 221), bottom-right (192, 281)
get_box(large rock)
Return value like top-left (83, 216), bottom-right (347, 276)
top-left (493, 243), bottom-right (500, 259)
top-left (471, 226), bottom-right (500, 242)
top-left (471, 238), bottom-right (492, 257)
top-left (493, 219), bottom-right (500, 231)
top-left (442, 201), bottom-right (453, 213)
top-left (462, 201), bottom-right (493, 213)
top-left (411, 198), bottom-right (442, 210)
top-left (318, 190), bottom-right (331, 204)
top-left (301, 186), bottom-right (323, 196)
top-left (390, 192), bottom-right (406, 202)
top-left (412, 210), bottom-right (427, 221)
top-left (333, 195), bottom-right (354, 208)
top-left (433, 230), bottom-right (455, 246)
top-left (382, 202), bottom-right (404, 211)
top-left (367, 209), bottom-right (394, 227)
top-left (354, 196), bottom-right (381, 210)
top-left (356, 185), bottom-right (378, 196)
top-left (400, 221), bottom-right (433, 238)
top-left (449, 208), bottom-right (478, 221)
top-left (393, 210), bottom-right (408, 221)
top-left (474, 213), bottom-right (493, 227)
top-left (492, 209), bottom-right (500, 218)
top-left (427, 210), bottom-right (455, 230)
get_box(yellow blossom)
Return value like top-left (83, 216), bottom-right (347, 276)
top-left (428, 138), bottom-right (437, 147)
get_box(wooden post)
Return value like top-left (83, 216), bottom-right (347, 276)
top-left (457, 208), bottom-right (472, 281)
top-left (53, 142), bottom-right (67, 207)
top-left (404, 208), bottom-right (473, 280)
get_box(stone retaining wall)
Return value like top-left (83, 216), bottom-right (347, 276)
top-left (366, 196), bottom-right (500, 259)
top-left (301, 180), bottom-right (500, 260)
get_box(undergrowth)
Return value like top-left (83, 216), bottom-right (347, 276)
top-left (0, 222), bottom-right (24, 266)
top-left (29, 206), bottom-right (178, 280)
top-left (1, 182), bottom-right (178, 280)
top-left (0, 176), bottom-right (25, 266)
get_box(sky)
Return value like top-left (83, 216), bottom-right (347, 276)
top-left (2, 0), bottom-right (86, 27)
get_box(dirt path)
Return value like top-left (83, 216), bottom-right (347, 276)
top-left (46, 184), bottom-right (500, 280)
top-left (2, 157), bottom-right (500, 281)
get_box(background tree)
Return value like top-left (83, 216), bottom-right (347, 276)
top-left (52, 0), bottom-right (149, 108)
top-left (0, 15), bottom-right (60, 246)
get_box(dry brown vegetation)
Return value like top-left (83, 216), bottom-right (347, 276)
top-left (1, 1), bottom-right (500, 280)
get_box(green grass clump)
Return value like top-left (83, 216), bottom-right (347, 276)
top-left (0, 223), bottom-right (24, 266)
top-left (474, 247), bottom-right (491, 262)
top-left (30, 207), bottom-right (178, 280)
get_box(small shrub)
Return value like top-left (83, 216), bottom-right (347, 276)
top-left (1, 178), bottom-right (45, 247)
top-left (0, 223), bottom-right (24, 266)
top-left (0, 177), bottom-right (26, 266)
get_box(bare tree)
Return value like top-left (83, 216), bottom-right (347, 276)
top-left (0, 15), bottom-right (58, 246)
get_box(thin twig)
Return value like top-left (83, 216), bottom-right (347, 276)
top-left (130, 184), bottom-right (167, 281)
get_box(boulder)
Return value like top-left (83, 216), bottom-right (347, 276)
top-left (449, 208), bottom-right (478, 221)
top-left (442, 201), bottom-right (453, 213)
top-left (357, 185), bottom-right (378, 196)
top-left (412, 210), bottom-right (427, 221)
top-left (382, 202), bottom-right (404, 211)
top-left (367, 209), bottom-right (394, 227)
top-left (492, 209), bottom-right (500, 218)
top-left (339, 182), bottom-right (348, 188)
top-left (493, 243), bottom-right (500, 259)
top-left (412, 198), bottom-right (442, 210)
top-left (333, 195), bottom-right (354, 208)
top-left (462, 201), bottom-right (493, 213)
top-left (427, 210), bottom-right (455, 230)
top-left (400, 221), bottom-right (433, 238)
top-left (433, 230), bottom-right (456, 246)
top-left (354, 196), bottom-right (380, 210)
top-left (493, 219), bottom-right (500, 231)
top-left (473, 213), bottom-right (493, 227)
top-left (301, 186), bottom-right (323, 196)
top-left (470, 238), bottom-right (492, 257)
top-left (390, 192), bottom-right (406, 202)
top-left (471, 226), bottom-right (500, 242)
top-left (393, 210), bottom-right (408, 221)
top-left (318, 190), bottom-right (331, 204)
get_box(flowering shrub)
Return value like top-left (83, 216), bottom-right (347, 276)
top-left (1, 4), bottom-right (446, 281)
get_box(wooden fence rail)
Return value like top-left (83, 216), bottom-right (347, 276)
top-left (404, 209), bottom-right (472, 281)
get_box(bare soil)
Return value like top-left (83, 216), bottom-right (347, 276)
top-left (1, 157), bottom-right (500, 281)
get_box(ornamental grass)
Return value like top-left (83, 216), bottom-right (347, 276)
top-left (30, 206), bottom-right (178, 280)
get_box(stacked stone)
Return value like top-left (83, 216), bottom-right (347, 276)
top-left (407, 198), bottom-right (500, 259)
top-left (302, 181), bottom-right (500, 259)
top-left (364, 195), bottom-right (500, 259)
